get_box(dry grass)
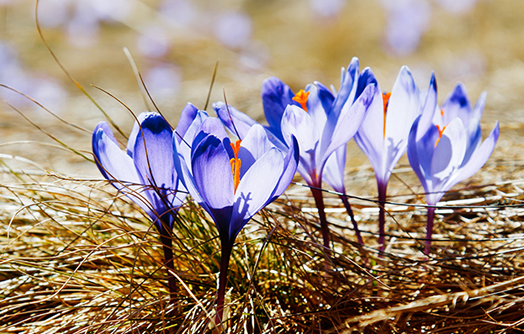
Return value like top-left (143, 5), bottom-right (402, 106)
top-left (1, 143), bottom-right (524, 333)
top-left (2, 1), bottom-right (524, 331)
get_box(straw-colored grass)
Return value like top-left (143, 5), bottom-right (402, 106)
top-left (1, 142), bottom-right (523, 333)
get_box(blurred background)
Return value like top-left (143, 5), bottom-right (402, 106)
top-left (0, 0), bottom-right (522, 176)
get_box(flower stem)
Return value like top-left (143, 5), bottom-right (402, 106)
top-left (216, 243), bottom-right (233, 325)
top-left (424, 206), bottom-right (436, 255)
top-left (378, 185), bottom-right (387, 253)
top-left (339, 195), bottom-right (364, 245)
top-left (311, 187), bottom-right (330, 250)
top-left (159, 233), bottom-right (177, 306)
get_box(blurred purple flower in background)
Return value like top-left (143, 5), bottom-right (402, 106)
top-left (142, 63), bottom-right (182, 104)
top-left (0, 0), bottom-right (15, 6)
top-left (159, 0), bottom-right (197, 27)
top-left (380, 0), bottom-right (479, 56)
top-left (136, 25), bottom-right (171, 59)
top-left (436, 0), bottom-right (478, 14)
top-left (37, 0), bottom-right (133, 48)
top-left (0, 41), bottom-right (67, 113)
top-left (381, 0), bottom-right (432, 56)
top-left (308, 0), bottom-right (347, 18)
top-left (214, 11), bottom-right (253, 50)
top-left (407, 75), bottom-right (499, 255)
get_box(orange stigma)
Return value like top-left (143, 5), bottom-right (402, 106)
top-left (292, 89), bottom-right (310, 112)
top-left (440, 108), bottom-right (444, 117)
top-left (435, 124), bottom-right (447, 147)
top-left (230, 140), bottom-right (241, 193)
top-left (382, 92), bottom-right (391, 138)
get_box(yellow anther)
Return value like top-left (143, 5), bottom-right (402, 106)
top-left (382, 92), bottom-right (391, 139)
top-left (230, 140), bottom-right (242, 193)
top-left (292, 89), bottom-right (310, 112)
top-left (435, 124), bottom-right (447, 147)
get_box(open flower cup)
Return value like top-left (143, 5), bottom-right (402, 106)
top-left (214, 57), bottom-right (378, 248)
top-left (408, 74), bottom-right (500, 255)
top-left (173, 114), bottom-right (299, 322)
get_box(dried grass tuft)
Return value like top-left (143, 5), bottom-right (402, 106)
top-left (1, 148), bottom-right (524, 333)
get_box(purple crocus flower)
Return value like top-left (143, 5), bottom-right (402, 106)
top-left (173, 116), bottom-right (299, 322)
top-left (354, 66), bottom-right (423, 252)
top-left (92, 105), bottom-right (196, 302)
top-left (407, 75), bottom-right (499, 255)
top-left (214, 58), bottom-right (377, 248)
top-left (279, 70), bottom-right (377, 249)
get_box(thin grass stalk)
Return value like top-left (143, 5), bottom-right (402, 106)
top-left (424, 206), bottom-right (436, 255)
top-left (339, 195), bottom-right (364, 245)
top-left (311, 187), bottom-right (330, 250)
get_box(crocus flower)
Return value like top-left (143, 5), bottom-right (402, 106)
top-left (214, 58), bottom-right (377, 248)
top-left (279, 69), bottom-right (377, 249)
top-left (173, 116), bottom-right (299, 322)
top-left (92, 105), bottom-right (196, 301)
top-left (354, 66), bottom-right (423, 252)
top-left (407, 75), bottom-right (499, 255)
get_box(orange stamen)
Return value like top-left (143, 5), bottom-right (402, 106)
top-left (230, 140), bottom-right (242, 193)
top-left (382, 92), bottom-right (391, 139)
top-left (292, 89), bottom-right (310, 112)
top-left (440, 108), bottom-right (444, 117)
top-left (435, 124), bottom-right (447, 147)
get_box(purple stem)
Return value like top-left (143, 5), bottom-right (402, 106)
top-left (339, 195), bottom-right (364, 245)
top-left (424, 206), bottom-right (436, 255)
top-left (159, 233), bottom-right (177, 306)
top-left (311, 187), bottom-right (330, 250)
top-left (377, 183), bottom-right (387, 253)
top-left (216, 242), bottom-right (233, 325)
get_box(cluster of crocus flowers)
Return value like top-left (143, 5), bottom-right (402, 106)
top-left (354, 66), bottom-right (423, 252)
top-left (214, 57), bottom-right (377, 249)
top-left (408, 74), bottom-right (499, 255)
top-left (91, 58), bottom-right (500, 323)
top-left (173, 115), bottom-right (299, 322)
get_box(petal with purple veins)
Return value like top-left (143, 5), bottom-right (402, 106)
top-left (441, 83), bottom-right (471, 126)
top-left (92, 121), bottom-right (154, 218)
top-left (191, 135), bottom-right (234, 210)
top-left (322, 145), bottom-right (347, 194)
top-left (237, 124), bottom-right (273, 176)
top-left (271, 135), bottom-right (299, 200)
top-left (429, 118), bottom-right (467, 204)
top-left (455, 121), bottom-right (499, 184)
top-left (324, 83), bottom-right (376, 167)
top-left (214, 101), bottom-right (256, 140)
top-left (230, 147), bottom-right (285, 237)
top-left (261, 76), bottom-right (297, 136)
